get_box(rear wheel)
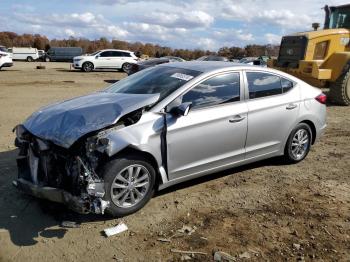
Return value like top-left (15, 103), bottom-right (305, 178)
top-left (26, 56), bottom-right (33, 62)
top-left (121, 63), bottom-right (130, 72)
top-left (102, 155), bottom-right (156, 217)
top-left (82, 62), bottom-right (94, 72)
top-left (329, 68), bottom-right (350, 106)
top-left (284, 123), bottom-right (312, 163)
top-left (45, 57), bottom-right (50, 62)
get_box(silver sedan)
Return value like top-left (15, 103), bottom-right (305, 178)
top-left (14, 62), bottom-right (327, 217)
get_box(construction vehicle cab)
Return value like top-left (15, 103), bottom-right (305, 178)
top-left (268, 4), bottom-right (350, 105)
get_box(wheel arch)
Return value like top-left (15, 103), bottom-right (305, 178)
top-left (82, 61), bottom-right (94, 69)
top-left (106, 146), bottom-right (165, 190)
top-left (299, 120), bottom-right (316, 144)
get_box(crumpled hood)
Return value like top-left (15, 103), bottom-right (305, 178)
top-left (23, 92), bottom-right (159, 148)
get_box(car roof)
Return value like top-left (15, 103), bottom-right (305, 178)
top-left (159, 61), bottom-right (253, 72)
top-left (157, 61), bottom-right (304, 83)
top-left (99, 49), bottom-right (133, 53)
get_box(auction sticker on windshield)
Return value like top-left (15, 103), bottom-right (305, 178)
top-left (170, 73), bottom-right (194, 81)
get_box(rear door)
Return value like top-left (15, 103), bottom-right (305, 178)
top-left (110, 51), bottom-right (124, 68)
top-left (244, 71), bottom-right (300, 159)
top-left (166, 71), bottom-right (248, 180)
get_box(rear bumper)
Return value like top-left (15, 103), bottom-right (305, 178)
top-left (315, 123), bottom-right (327, 144)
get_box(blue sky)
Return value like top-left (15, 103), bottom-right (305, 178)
top-left (0, 0), bottom-right (348, 50)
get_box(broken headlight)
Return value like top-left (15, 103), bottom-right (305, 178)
top-left (86, 136), bottom-right (110, 153)
top-left (14, 125), bottom-right (27, 139)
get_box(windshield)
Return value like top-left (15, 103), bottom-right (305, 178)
top-left (104, 66), bottom-right (202, 103)
top-left (0, 46), bottom-right (8, 52)
top-left (196, 56), bottom-right (207, 61)
top-left (89, 51), bottom-right (100, 56)
top-left (330, 7), bottom-right (350, 28)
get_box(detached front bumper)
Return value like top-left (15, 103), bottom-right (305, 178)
top-left (13, 178), bottom-right (90, 214)
top-left (14, 136), bottom-right (109, 215)
top-left (1, 62), bottom-right (13, 68)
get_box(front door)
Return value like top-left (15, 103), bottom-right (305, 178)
top-left (95, 51), bottom-right (114, 68)
top-left (166, 72), bottom-right (248, 180)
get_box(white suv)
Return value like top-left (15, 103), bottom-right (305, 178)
top-left (73, 49), bottom-right (138, 72)
top-left (0, 46), bottom-right (13, 70)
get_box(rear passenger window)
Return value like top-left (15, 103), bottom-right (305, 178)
top-left (182, 73), bottom-right (240, 109)
top-left (122, 52), bottom-right (131, 57)
top-left (246, 72), bottom-right (282, 99)
top-left (281, 77), bottom-right (294, 92)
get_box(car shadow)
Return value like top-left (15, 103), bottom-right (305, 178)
top-left (55, 69), bottom-right (124, 73)
top-left (0, 148), bottom-right (285, 247)
top-left (155, 156), bottom-right (286, 197)
top-left (104, 79), bottom-right (119, 84)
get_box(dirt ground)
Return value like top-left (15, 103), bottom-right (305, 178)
top-left (0, 62), bottom-right (349, 262)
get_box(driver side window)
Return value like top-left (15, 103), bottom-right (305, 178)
top-left (181, 72), bottom-right (240, 109)
top-left (100, 51), bottom-right (112, 57)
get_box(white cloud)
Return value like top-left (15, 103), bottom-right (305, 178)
top-left (213, 29), bottom-right (254, 43)
top-left (142, 10), bottom-right (214, 28)
top-left (5, 0), bottom-right (350, 51)
top-left (264, 33), bottom-right (281, 44)
top-left (64, 29), bottom-right (76, 37)
top-left (197, 37), bottom-right (217, 50)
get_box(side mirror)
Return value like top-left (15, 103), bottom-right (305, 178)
top-left (171, 102), bottom-right (192, 116)
top-left (95, 55), bottom-right (100, 59)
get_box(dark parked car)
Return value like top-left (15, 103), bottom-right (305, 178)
top-left (124, 58), bottom-right (169, 75)
top-left (196, 55), bottom-right (229, 62)
top-left (45, 47), bottom-right (83, 62)
top-left (124, 57), bottom-right (184, 75)
top-left (163, 56), bottom-right (186, 62)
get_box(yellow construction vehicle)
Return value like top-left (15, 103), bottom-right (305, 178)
top-left (268, 4), bottom-right (350, 105)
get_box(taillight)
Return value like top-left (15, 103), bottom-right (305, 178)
top-left (315, 93), bottom-right (327, 104)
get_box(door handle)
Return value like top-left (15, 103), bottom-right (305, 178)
top-left (286, 103), bottom-right (298, 110)
top-left (229, 115), bottom-right (245, 123)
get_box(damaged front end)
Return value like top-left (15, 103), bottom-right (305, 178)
top-left (13, 124), bottom-right (111, 214)
top-left (12, 92), bottom-right (160, 214)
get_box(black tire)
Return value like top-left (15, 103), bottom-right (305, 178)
top-left (284, 123), bottom-right (312, 164)
top-left (121, 63), bottom-right (129, 72)
top-left (329, 68), bottom-right (350, 106)
top-left (102, 155), bottom-right (156, 217)
top-left (45, 57), bottom-right (50, 62)
top-left (26, 56), bottom-right (33, 62)
top-left (82, 62), bottom-right (94, 72)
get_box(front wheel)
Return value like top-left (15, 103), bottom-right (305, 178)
top-left (82, 62), bottom-right (94, 72)
top-left (26, 56), bottom-right (33, 62)
top-left (102, 155), bottom-right (156, 217)
top-left (284, 123), bottom-right (312, 163)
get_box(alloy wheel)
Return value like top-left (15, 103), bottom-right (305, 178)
top-left (110, 164), bottom-right (150, 208)
top-left (290, 129), bottom-right (309, 160)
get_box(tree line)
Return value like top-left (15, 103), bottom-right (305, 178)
top-left (0, 31), bottom-right (280, 60)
